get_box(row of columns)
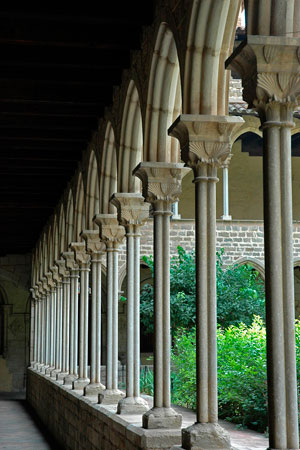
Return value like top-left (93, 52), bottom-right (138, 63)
top-left (30, 35), bottom-right (300, 448)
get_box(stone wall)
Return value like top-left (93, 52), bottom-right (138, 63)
top-left (27, 369), bottom-right (181, 450)
top-left (0, 253), bottom-right (31, 392)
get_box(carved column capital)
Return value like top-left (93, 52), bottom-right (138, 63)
top-left (62, 251), bottom-right (79, 271)
top-left (81, 230), bottom-right (106, 256)
top-left (168, 115), bottom-right (244, 171)
top-left (45, 272), bottom-right (56, 291)
top-left (110, 193), bottom-right (150, 229)
top-left (70, 242), bottom-right (91, 267)
top-left (93, 214), bottom-right (125, 248)
top-left (133, 162), bottom-right (189, 205)
top-left (55, 258), bottom-right (70, 279)
top-left (226, 35), bottom-right (300, 112)
top-left (50, 265), bottom-right (61, 285)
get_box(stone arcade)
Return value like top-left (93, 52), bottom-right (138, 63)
top-left (1, 1), bottom-right (300, 449)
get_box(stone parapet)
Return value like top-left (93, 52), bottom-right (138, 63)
top-left (27, 368), bottom-right (181, 450)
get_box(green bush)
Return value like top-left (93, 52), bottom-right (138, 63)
top-left (171, 318), bottom-right (268, 431)
top-left (140, 247), bottom-right (265, 333)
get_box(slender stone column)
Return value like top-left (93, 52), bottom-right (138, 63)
top-left (40, 277), bottom-right (51, 374)
top-left (29, 289), bottom-right (37, 368)
top-left (221, 164), bottom-right (231, 220)
top-left (71, 242), bottom-right (91, 390)
top-left (50, 267), bottom-right (63, 379)
top-left (45, 272), bottom-right (56, 375)
top-left (111, 193), bottom-right (150, 414)
top-left (32, 286), bottom-right (40, 369)
top-left (81, 230), bottom-right (106, 397)
top-left (55, 259), bottom-right (71, 381)
top-left (133, 162), bottom-right (188, 429)
top-left (94, 214), bottom-right (125, 405)
top-left (227, 35), bottom-right (300, 450)
top-left (36, 280), bottom-right (46, 371)
top-left (63, 251), bottom-right (79, 387)
top-left (169, 115), bottom-right (243, 447)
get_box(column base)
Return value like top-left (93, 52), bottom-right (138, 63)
top-left (117, 396), bottom-right (149, 415)
top-left (84, 382), bottom-right (105, 397)
top-left (56, 371), bottom-right (69, 381)
top-left (50, 368), bottom-right (61, 379)
top-left (63, 374), bottom-right (78, 387)
top-left (181, 422), bottom-right (232, 450)
top-left (73, 377), bottom-right (90, 390)
top-left (142, 407), bottom-right (182, 429)
top-left (221, 215), bottom-right (232, 221)
top-left (32, 362), bottom-right (40, 370)
top-left (98, 389), bottom-right (125, 405)
top-left (45, 366), bottom-right (55, 376)
top-left (37, 363), bottom-right (45, 371)
top-left (40, 364), bottom-right (50, 374)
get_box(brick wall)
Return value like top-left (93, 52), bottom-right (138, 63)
top-left (27, 369), bottom-right (181, 450)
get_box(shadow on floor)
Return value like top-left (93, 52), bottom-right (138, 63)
top-left (0, 393), bottom-right (63, 449)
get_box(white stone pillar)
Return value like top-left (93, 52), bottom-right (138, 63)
top-left (169, 115), bottom-right (243, 448)
top-left (81, 230), bottom-right (106, 397)
top-left (50, 267), bottom-right (63, 379)
top-left (227, 35), bottom-right (300, 450)
top-left (94, 214), bottom-right (125, 405)
top-left (71, 242), bottom-right (90, 390)
top-left (63, 252), bottom-right (79, 387)
top-left (111, 193), bottom-right (150, 414)
top-left (221, 164), bottom-right (231, 220)
top-left (29, 289), bottom-right (36, 368)
top-left (55, 259), bottom-right (71, 381)
top-left (36, 280), bottom-right (46, 372)
top-left (32, 286), bottom-right (40, 369)
top-left (133, 162), bottom-right (188, 429)
top-left (41, 278), bottom-right (51, 374)
top-left (45, 272), bottom-right (56, 375)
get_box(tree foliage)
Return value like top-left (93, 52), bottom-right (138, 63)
top-left (140, 246), bottom-right (265, 334)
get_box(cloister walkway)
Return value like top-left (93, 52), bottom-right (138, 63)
top-left (0, 391), bottom-right (268, 450)
top-left (0, 394), bottom-right (61, 449)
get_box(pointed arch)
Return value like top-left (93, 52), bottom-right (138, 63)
top-left (100, 122), bottom-right (117, 214)
top-left (47, 225), bottom-right (53, 270)
top-left (119, 81), bottom-right (143, 192)
top-left (86, 151), bottom-right (100, 229)
top-left (66, 188), bottom-right (75, 245)
top-left (74, 172), bottom-right (86, 240)
top-left (52, 214), bottom-right (59, 263)
top-left (58, 204), bottom-right (66, 255)
top-left (144, 23), bottom-right (182, 162)
top-left (184, 0), bottom-right (241, 115)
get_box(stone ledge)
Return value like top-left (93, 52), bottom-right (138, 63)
top-left (26, 368), bottom-right (181, 450)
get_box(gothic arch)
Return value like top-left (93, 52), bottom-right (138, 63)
top-left (66, 188), bottom-right (75, 246)
top-left (99, 122), bottom-right (117, 213)
top-left (184, 0), bottom-right (241, 115)
top-left (118, 80), bottom-right (143, 193)
top-left (86, 151), bottom-right (100, 229)
top-left (144, 22), bottom-right (182, 162)
top-left (74, 172), bottom-right (86, 241)
top-left (58, 204), bottom-right (66, 255)
top-left (233, 256), bottom-right (265, 280)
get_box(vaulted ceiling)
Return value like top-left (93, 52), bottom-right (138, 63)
top-left (0, 5), bottom-right (154, 256)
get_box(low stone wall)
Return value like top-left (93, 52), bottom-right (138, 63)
top-left (27, 368), bottom-right (181, 450)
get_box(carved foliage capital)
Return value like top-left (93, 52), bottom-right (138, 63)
top-left (50, 265), bottom-right (61, 284)
top-left (55, 259), bottom-right (70, 278)
top-left (226, 35), bottom-right (300, 108)
top-left (133, 162), bottom-right (189, 204)
top-left (110, 193), bottom-right (150, 227)
top-left (93, 214), bottom-right (125, 245)
top-left (62, 251), bottom-right (79, 271)
top-left (70, 242), bottom-right (90, 266)
top-left (169, 115), bottom-right (243, 169)
top-left (45, 272), bottom-right (56, 290)
top-left (81, 230), bottom-right (105, 255)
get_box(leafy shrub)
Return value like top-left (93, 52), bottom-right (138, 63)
top-left (140, 367), bottom-right (154, 396)
top-left (140, 247), bottom-right (265, 333)
top-left (171, 318), bottom-right (268, 432)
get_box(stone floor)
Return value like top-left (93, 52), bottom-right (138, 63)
top-left (0, 393), bottom-right (62, 449)
top-left (0, 390), bottom-right (268, 450)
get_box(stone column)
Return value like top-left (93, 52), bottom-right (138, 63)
top-left (29, 289), bottom-right (37, 368)
top-left (45, 272), bottom-right (56, 375)
top-left (221, 163), bottom-right (231, 220)
top-left (71, 242), bottom-right (91, 390)
top-left (63, 251), bottom-right (79, 387)
top-left (81, 230), bottom-right (106, 397)
top-left (55, 259), bottom-right (71, 381)
top-left (32, 286), bottom-right (40, 369)
top-left (50, 267), bottom-right (63, 379)
top-left (94, 214), bottom-right (125, 405)
top-left (133, 162), bottom-right (188, 429)
top-left (169, 115), bottom-right (243, 448)
top-left (111, 193), bottom-right (150, 414)
top-left (227, 35), bottom-right (300, 450)
top-left (40, 277), bottom-right (51, 374)
top-left (36, 280), bottom-right (46, 371)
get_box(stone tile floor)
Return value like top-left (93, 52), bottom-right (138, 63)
top-left (0, 393), bottom-right (62, 449)
top-left (0, 390), bottom-right (268, 449)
